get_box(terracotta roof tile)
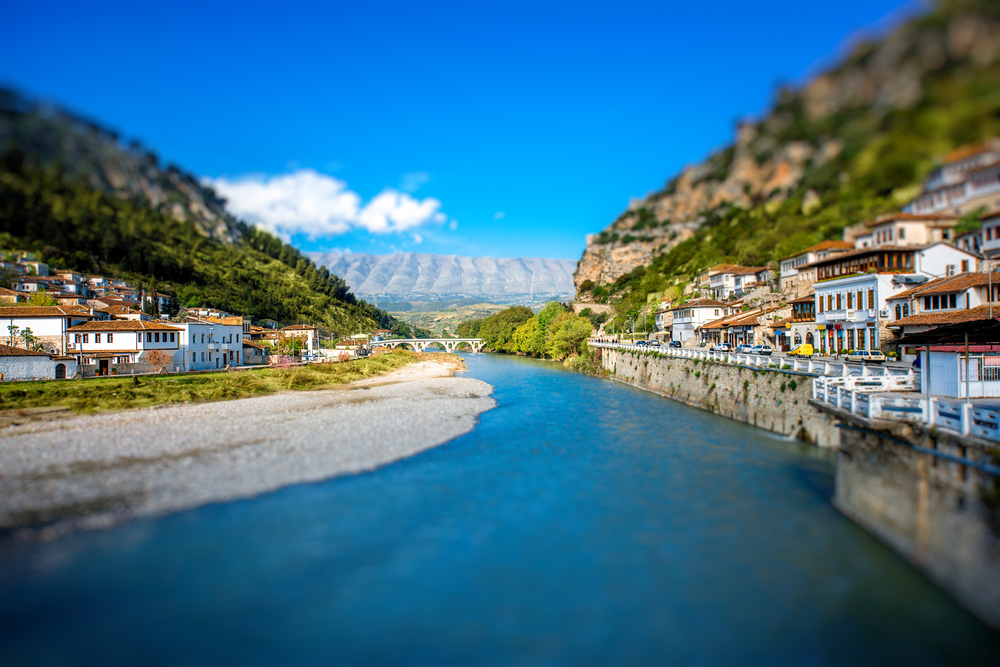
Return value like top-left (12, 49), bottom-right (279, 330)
top-left (0, 306), bottom-right (94, 318)
top-left (889, 304), bottom-right (997, 327)
top-left (0, 344), bottom-right (49, 357)
top-left (780, 240), bottom-right (855, 260)
top-left (66, 320), bottom-right (182, 332)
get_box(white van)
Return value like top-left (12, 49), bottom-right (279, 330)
top-left (845, 350), bottom-right (887, 364)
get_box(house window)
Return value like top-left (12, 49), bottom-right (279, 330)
top-left (836, 293), bottom-right (842, 310)
top-left (170, 333), bottom-right (175, 342)
top-left (817, 297), bottom-right (823, 314)
top-left (201, 333), bottom-right (205, 344)
top-left (899, 227), bottom-right (905, 240)
top-left (192, 353), bottom-right (196, 363)
top-left (108, 333), bottom-right (112, 344)
top-left (83, 334), bottom-right (89, 343)
top-left (847, 292), bottom-right (853, 309)
top-left (714, 309), bottom-right (719, 316)
top-left (868, 289), bottom-right (874, 309)
top-left (895, 304), bottom-right (901, 319)
top-left (962, 260), bottom-right (969, 272)
top-left (191, 334), bottom-right (196, 345)
top-left (146, 332), bottom-right (152, 343)
top-left (75, 334), bottom-right (81, 343)
top-left (903, 303), bottom-right (909, 317)
top-left (949, 294), bottom-right (957, 309)
top-left (932, 295), bottom-right (940, 309)
top-left (869, 328), bottom-right (877, 350)
top-left (827, 295), bottom-right (833, 311)
top-left (201, 352), bottom-right (205, 362)
top-left (95, 334), bottom-right (100, 343)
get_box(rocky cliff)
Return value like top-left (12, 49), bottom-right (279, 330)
top-left (575, 0), bottom-right (1000, 296)
top-left (309, 251), bottom-right (576, 301)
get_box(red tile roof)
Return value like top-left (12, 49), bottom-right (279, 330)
top-left (780, 240), bottom-right (855, 260)
top-left (66, 320), bottom-right (182, 332)
top-left (889, 304), bottom-right (997, 328)
top-left (0, 344), bottom-right (49, 357)
top-left (0, 306), bottom-right (94, 318)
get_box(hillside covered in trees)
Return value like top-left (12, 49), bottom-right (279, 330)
top-left (0, 92), bottom-right (412, 336)
top-left (576, 0), bottom-right (1000, 329)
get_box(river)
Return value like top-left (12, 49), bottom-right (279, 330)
top-left (0, 353), bottom-right (996, 664)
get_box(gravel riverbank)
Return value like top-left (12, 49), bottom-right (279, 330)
top-left (0, 360), bottom-right (495, 540)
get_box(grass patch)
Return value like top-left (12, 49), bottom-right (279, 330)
top-left (0, 351), bottom-right (435, 415)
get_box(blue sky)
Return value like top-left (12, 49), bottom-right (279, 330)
top-left (2, 0), bottom-right (917, 260)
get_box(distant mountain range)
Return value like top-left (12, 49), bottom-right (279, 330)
top-left (309, 252), bottom-right (576, 302)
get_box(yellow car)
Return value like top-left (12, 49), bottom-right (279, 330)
top-left (788, 343), bottom-right (813, 358)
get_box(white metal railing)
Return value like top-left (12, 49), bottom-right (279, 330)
top-left (809, 376), bottom-right (1000, 442)
top-left (589, 341), bottom-right (916, 382)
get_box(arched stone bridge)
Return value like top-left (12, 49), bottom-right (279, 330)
top-left (373, 338), bottom-right (484, 353)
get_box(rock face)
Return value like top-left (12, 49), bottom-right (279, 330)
top-left (574, 0), bottom-right (1000, 295)
top-left (309, 251), bottom-right (577, 301)
top-left (0, 89), bottom-right (243, 242)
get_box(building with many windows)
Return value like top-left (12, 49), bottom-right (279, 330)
top-left (174, 318), bottom-right (244, 371)
top-left (65, 320), bottom-right (182, 376)
top-left (778, 241), bottom-right (854, 295)
top-left (809, 242), bottom-right (979, 354)
top-left (668, 299), bottom-right (730, 345)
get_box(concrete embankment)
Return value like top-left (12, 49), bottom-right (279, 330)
top-left (814, 401), bottom-right (1000, 630)
top-left (0, 361), bottom-right (496, 540)
top-left (597, 347), bottom-right (841, 448)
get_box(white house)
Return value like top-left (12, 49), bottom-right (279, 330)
top-left (280, 324), bottom-right (317, 354)
top-left (778, 240), bottom-right (854, 293)
top-left (809, 243), bottom-right (979, 354)
top-left (65, 320), bottom-right (182, 376)
top-left (668, 299), bottom-right (730, 344)
top-left (857, 213), bottom-right (960, 249)
top-left (905, 140), bottom-right (1000, 215)
top-left (921, 344), bottom-right (1000, 399)
top-left (0, 345), bottom-right (78, 381)
top-left (0, 306), bottom-right (96, 354)
top-left (174, 318), bottom-right (244, 371)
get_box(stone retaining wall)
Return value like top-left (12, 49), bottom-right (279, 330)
top-left (824, 405), bottom-right (1000, 629)
top-left (598, 347), bottom-right (841, 448)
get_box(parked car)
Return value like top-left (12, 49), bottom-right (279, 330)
top-left (648, 340), bottom-right (661, 347)
top-left (750, 344), bottom-right (773, 356)
top-left (788, 343), bottom-right (814, 358)
top-left (712, 343), bottom-right (732, 352)
top-left (735, 344), bottom-right (754, 354)
top-left (635, 340), bottom-right (648, 347)
top-left (669, 340), bottom-right (682, 348)
top-left (845, 349), bottom-right (886, 364)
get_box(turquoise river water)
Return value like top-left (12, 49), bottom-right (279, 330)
top-left (0, 352), bottom-right (998, 665)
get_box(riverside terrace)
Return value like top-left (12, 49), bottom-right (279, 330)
top-left (588, 339), bottom-right (998, 445)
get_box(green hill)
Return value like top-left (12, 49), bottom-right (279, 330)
top-left (0, 92), bottom-right (414, 336)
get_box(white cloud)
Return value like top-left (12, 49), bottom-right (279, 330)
top-left (411, 233), bottom-right (423, 244)
top-left (206, 169), bottom-right (447, 239)
top-left (449, 220), bottom-right (459, 230)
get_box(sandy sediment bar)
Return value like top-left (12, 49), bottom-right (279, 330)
top-left (0, 361), bottom-right (495, 538)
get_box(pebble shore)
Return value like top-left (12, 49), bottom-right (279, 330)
top-left (0, 361), bottom-right (495, 539)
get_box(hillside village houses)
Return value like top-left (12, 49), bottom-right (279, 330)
top-left (810, 242), bottom-right (979, 356)
top-left (668, 299), bottom-right (732, 344)
top-left (902, 140), bottom-right (1000, 216)
top-left (778, 240), bottom-right (854, 295)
